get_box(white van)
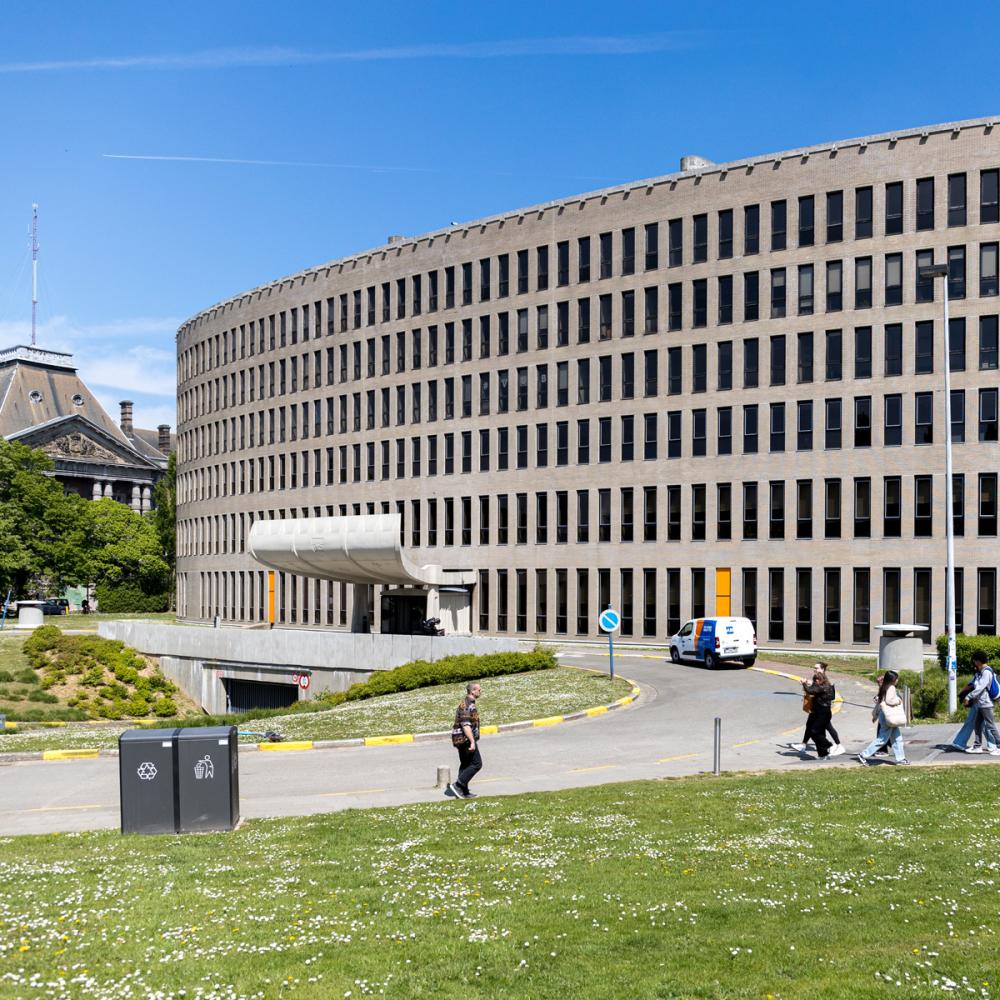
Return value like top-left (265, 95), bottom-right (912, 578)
top-left (668, 616), bottom-right (757, 668)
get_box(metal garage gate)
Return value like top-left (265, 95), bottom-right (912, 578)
top-left (223, 678), bottom-right (299, 713)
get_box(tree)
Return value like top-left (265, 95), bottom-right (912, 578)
top-left (83, 498), bottom-right (171, 594)
top-left (0, 441), bottom-right (87, 596)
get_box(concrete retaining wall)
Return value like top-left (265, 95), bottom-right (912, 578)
top-left (98, 621), bottom-right (520, 714)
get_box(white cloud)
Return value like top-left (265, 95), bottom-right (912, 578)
top-left (0, 35), bottom-right (699, 74)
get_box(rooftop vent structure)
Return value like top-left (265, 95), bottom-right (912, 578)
top-left (680, 155), bottom-right (715, 171)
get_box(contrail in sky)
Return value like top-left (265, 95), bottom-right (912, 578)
top-left (0, 35), bottom-right (700, 73)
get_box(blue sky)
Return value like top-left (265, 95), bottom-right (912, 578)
top-left (0, 0), bottom-right (997, 429)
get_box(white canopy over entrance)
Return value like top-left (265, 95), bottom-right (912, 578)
top-left (248, 514), bottom-right (476, 587)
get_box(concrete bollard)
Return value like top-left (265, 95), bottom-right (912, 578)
top-left (436, 765), bottom-right (452, 789)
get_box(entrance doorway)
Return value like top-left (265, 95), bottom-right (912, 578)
top-left (380, 591), bottom-right (428, 635)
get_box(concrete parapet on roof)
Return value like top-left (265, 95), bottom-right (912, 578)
top-left (248, 514), bottom-right (476, 587)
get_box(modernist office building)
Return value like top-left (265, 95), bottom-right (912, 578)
top-left (176, 117), bottom-right (1000, 648)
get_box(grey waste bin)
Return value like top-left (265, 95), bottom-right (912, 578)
top-left (176, 726), bottom-right (240, 833)
top-left (119, 728), bottom-right (179, 835)
top-left (119, 725), bottom-right (239, 835)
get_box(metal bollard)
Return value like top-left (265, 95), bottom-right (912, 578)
top-left (713, 717), bottom-right (721, 776)
top-left (435, 765), bottom-right (451, 789)
top-left (902, 685), bottom-right (912, 726)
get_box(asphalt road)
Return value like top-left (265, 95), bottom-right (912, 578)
top-left (0, 652), bottom-right (978, 836)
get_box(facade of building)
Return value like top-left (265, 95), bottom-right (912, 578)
top-left (176, 117), bottom-right (1000, 647)
top-left (0, 344), bottom-right (173, 510)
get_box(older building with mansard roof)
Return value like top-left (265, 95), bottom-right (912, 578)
top-left (0, 344), bottom-right (173, 511)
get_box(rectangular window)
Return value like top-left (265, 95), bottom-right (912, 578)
top-left (743, 482), bottom-right (758, 540)
top-left (855, 256), bottom-right (872, 308)
top-left (576, 490), bottom-right (589, 543)
top-left (743, 568), bottom-right (758, 632)
top-left (981, 315), bottom-right (999, 370)
top-left (948, 245), bottom-right (966, 299)
top-left (717, 276), bottom-right (733, 325)
top-left (598, 487), bottom-right (611, 541)
top-left (556, 241), bottom-right (569, 286)
top-left (884, 323), bottom-right (903, 376)
top-left (769, 335), bottom-right (786, 386)
top-left (826, 190), bottom-right (843, 243)
top-left (884, 393), bottom-right (902, 446)
top-left (768, 569), bottom-right (784, 642)
top-left (621, 291), bottom-right (635, 338)
top-left (599, 232), bottom-right (612, 279)
top-left (884, 476), bottom-right (902, 537)
top-left (516, 251), bottom-right (528, 295)
top-left (718, 341), bottom-right (733, 390)
top-left (770, 268), bottom-right (786, 318)
top-left (914, 475), bottom-right (933, 537)
top-left (576, 569), bottom-right (589, 635)
top-left (644, 286), bottom-right (659, 333)
top-left (798, 264), bottom-right (814, 315)
top-left (578, 237), bottom-right (590, 282)
top-left (620, 569), bottom-right (633, 637)
top-left (743, 338), bottom-right (759, 388)
top-left (771, 200), bottom-right (786, 251)
top-left (915, 320), bottom-right (934, 374)
top-left (796, 568), bottom-right (812, 642)
top-left (644, 222), bottom-right (659, 270)
top-left (555, 569), bottom-right (567, 634)
top-left (718, 208), bottom-right (733, 259)
top-left (854, 326), bottom-right (872, 378)
top-left (645, 413), bottom-right (659, 460)
top-left (497, 255), bottom-right (509, 297)
top-left (717, 482), bottom-right (732, 540)
top-left (982, 169), bottom-right (1000, 224)
top-left (621, 487), bottom-right (634, 542)
top-left (770, 402), bottom-right (785, 452)
top-left (798, 195), bottom-right (814, 247)
top-left (797, 331), bottom-right (813, 383)
top-left (693, 214), bottom-right (707, 263)
top-left (667, 569), bottom-right (682, 635)
top-left (692, 344), bottom-right (707, 393)
top-left (536, 246), bottom-right (549, 291)
top-left (556, 491), bottom-right (568, 543)
top-left (824, 397), bottom-right (842, 449)
top-left (667, 484), bottom-right (681, 541)
top-left (980, 473), bottom-right (998, 536)
top-left (621, 414), bottom-right (634, 461)
top-left (644, 486), bottom-right (657, 542)
top-left (769, 481), bottom-right (785, 538)
top-left (825, 328), bottom-right (842, 380)
top-left (885, 181), bottom-right (904, 235)
top-left (915, 391), bottom-right (934, 444)
top-left (667, 411), bottom-right (681, 458)
top-left (853, 569), bottom-right (871, 643)
top-left (952, 389), bottom-right (966, 443)
top-left (743, 404), bottom-right (758, 454)
top-left (982, 242), bottom-right (999, 296)
top-left (981, 389), bottom-right (999, 442)
top-left (743, 271), bottom-right (759, 321)
top-left (692, 408), bottom-right (707, 457)
top-left (693, 279), bottom-right (707, 327)
top-left (717, 406), bottom-right (732, 456)
top-left (916, 249), bottom-right (935, 303)
top-left (668, 218), bottom-right (683, 267)
top-left (916, 177), bottom-right (934, 231)
top-left (978, 570), bottom-right (997, 635)
top-left (884, 568), bottom-right (902, 623)
top-left (643, 569), bottom-right (657, 638)
top-left (744, 204), bottom-right (760, 254)
top-left (854, 395), bottom-right (872, 447)
top-left (535, 492), bottom-right (548, 544)
top-left (914, 568), bottom-right (932, 642)
top-left (885, 252), bottom-right (903, 306)
top-left (824, 478), bottom-right (841, 538)
top-left (855, 186), bottom-right (873, 239)
top-left (796, 479), bottom-right (812, 539)
top-left (621, 228), bottom-right (635, 276)
top-left (826, 260), bottom-right (842, 311)
top-left (824, 569), bottom-right (841, 643)
top-left (948, 172), bottom-right (967, 227)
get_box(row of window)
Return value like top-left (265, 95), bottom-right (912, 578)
top-left (180, 169), bottom-right (1000, 382)
top-left (178, 386), bottom-right (1000, 503)
top-left (180, 242), bottom-right (1000, 419)
top-left (179, 472), bottom-right (1000, 558)
top-left (185, 564), bottom-right (1000, 642)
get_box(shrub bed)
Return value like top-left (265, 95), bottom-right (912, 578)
top-left (94, 581), bottom-right (171, 614)
top-left (21, 625), bottom-right (179, 720)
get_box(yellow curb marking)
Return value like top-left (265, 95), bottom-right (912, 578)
top-left (479, 724), bottom-right (499, 735)
top-left (364, 734), bottom-right (414, 746)
top-left (258, 741), bottom-right (314, 752)
top-left (657, 752), bottom-right (700, 763)
top-left (319, 788), bottom-right (386, 797)
top-left (585, 706), bottom-right (608, 717)
top-left (533, 716), bottom-right (565, 728)
top-left (41, 749), bottom-right (99, 761)
top-left (570, 763), bottom-right (618, 773)
top-left (24, 804), bottom-right (102, 813)
top-left (615, 696), bottom-right (633, 706)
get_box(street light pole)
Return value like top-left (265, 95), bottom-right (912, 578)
top-left (920, 262), bottom-right (957, 713)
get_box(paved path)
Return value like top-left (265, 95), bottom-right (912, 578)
top-left (0, 653), bottom-right (986, 835)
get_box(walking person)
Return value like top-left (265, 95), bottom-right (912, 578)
top-left (446, 682), bottom-right (483, 799)
top-left (962, 651), bottom-right (1000, 756)
top-left (789, 663), bottom-right (845, 756)
top-left (796, 665), bottom-right (836, 759)
top-left (949, 671), bottom-right (999, 753)
top-left (857, 670), bottom-right (909, 766)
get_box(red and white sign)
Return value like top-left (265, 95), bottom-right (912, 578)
top-left (298, 674), bottom-right (311, 691)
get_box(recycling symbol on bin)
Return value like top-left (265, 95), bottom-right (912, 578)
top-left (136, 761), bottom-right (158, 781)
top-left (193, 755), bottom-right (215, 780)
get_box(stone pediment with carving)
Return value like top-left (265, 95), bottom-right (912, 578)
top-left (40, 431), bottom-right (124, 465)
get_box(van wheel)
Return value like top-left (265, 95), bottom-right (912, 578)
top-left (704, 652), bottom-right (716, 670)
top-left (669, 647), bottom-right (681, 663)
top-left (743, 655), bottom-right (757, 667)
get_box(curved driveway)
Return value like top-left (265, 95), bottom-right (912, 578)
top-left (0, 653), bottom-right (954, 836)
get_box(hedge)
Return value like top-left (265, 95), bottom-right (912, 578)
top-left (150, 648), bottom-right (559, 729)
top-left (94, 581), bottom-right (170, 614)
top-left (935, 634), bottom-right (1000, 673)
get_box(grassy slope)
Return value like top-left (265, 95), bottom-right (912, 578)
top-left (1, 767), bottom-right (997, 998)
top-left (0, 666), bottom-right (632, 753)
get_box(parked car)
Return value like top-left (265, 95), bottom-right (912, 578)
top-left (41, 598), bottom-right (69, 616)
top-left (668, 616), bottom-right (757, 668)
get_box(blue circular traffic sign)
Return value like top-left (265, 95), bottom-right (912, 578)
top-left (598, 608), bottom-right (621, 633)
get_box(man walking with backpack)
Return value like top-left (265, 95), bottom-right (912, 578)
top-left (964, 651), bottom-right (1000, 756)
top-left (446, 682), bottom-right (483, 798)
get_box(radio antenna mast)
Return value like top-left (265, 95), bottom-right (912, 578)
top-left (30, 204), bottom-right (39, 346)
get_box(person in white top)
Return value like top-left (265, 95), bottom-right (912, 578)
top-left (857, 670), bottom-right (908, 766)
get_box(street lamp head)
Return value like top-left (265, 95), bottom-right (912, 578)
top-left (918, 263), bottom-right (949, 279)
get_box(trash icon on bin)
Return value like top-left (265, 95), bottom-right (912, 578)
top-left (193, 755), bottom-right (215, 780)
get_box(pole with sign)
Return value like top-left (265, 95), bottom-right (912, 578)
top-left (598, 606), bottom-right (621, 681)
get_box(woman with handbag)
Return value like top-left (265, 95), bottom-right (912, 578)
top-left (857, 669), bottom-right (909, 766)
top-left (796, 665), bottom-right (836, 758)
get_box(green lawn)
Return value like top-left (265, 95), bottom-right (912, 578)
top-left (0, 666), bottom-right (632, 753)
top-left (0, 633), bottom-right (71, 722)
top-left (762, 652), bottom-right (879, 678)
top-left (1, 767), bottom-right (997, 998)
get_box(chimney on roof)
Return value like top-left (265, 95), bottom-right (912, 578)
top-left (680, 154), bottom-right (715, 171)
top-left (119, 400), bottom-right (134, 435)
top-left (157, 424), bottom-right (171, 453)
top-left (386, 234), bottom-right (405, 245)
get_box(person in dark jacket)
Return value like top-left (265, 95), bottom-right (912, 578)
top-left (789, 663), bottom-right (845, 756)
top-left (799, 666), bottom-right (835, 759)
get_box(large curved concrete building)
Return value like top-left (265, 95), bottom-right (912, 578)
top-left (176, 117), bottom-right (1000, 648)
